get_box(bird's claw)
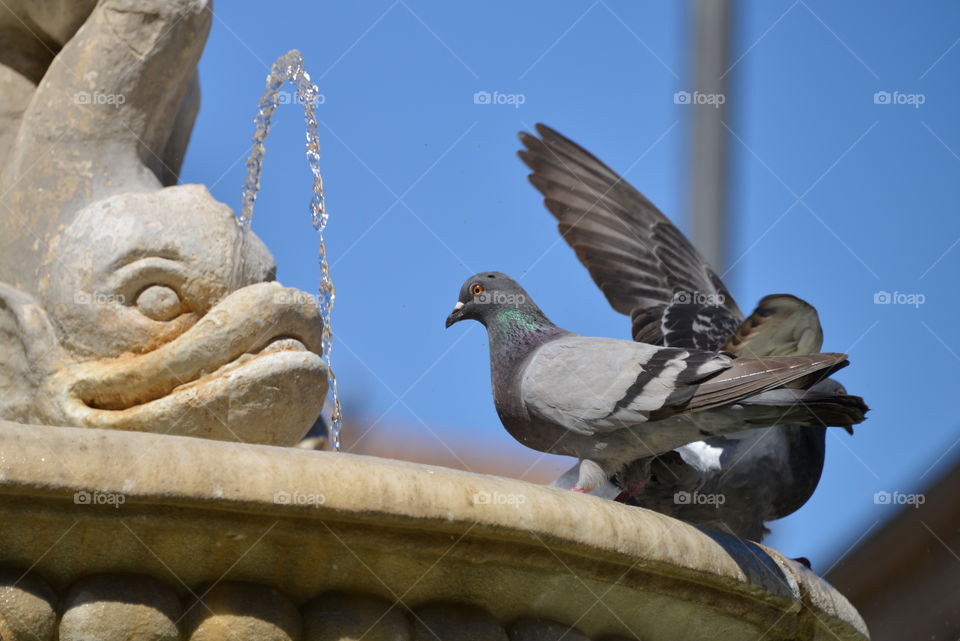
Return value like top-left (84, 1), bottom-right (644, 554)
top-left (614, 480), bottom-right (646, 503)
top-left (791, 556), bottom-right (812, 569)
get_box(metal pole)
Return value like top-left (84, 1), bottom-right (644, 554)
top-left (690, 0), bottom-right (733, 274)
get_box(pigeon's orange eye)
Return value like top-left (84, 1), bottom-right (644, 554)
top-left (471, 284), bottom-right (485, 295)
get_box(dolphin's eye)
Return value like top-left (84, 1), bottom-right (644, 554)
top-left (136, 285), bottom-right (183, 321)
top-left (471, 284), bottom-right (485, 295)
top-left (108, 255), bottom-right (190, 321)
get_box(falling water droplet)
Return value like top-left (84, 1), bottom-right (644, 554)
top-left (234, 49), bottom-right (342, 451)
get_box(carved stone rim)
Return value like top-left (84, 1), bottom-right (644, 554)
top-left (0, 421), bottom-right (868, 640)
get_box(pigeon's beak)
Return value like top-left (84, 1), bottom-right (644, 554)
top-left (445, 301), bottom-right (465, 328)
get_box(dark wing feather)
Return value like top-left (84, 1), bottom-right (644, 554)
top-left (655, 303), bottom-right (743, 352)
top-left (678, 353), bottom-right (850, 414)
top-left (519, 123), bottom-right (742, 348)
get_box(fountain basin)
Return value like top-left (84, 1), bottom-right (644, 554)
top-left (0, 420), bottom-right (867, 640)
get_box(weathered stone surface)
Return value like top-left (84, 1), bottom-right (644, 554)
top-left (0, 0), bottom-right (97, 167)
top-left (59, 573), bottom-right (180, 641)
top-left (0, 569), bottom-right (57, 641)
top-left (413, 603), bottom-right (508, 641)
top-left (302, 592), bottom-right (411, 641)
top-left (33, 187), bottom-right (327, 445)
top-left (508, 618), bottom-right (590, 641)
top-left (0, 421), bottom-right (869, 640)
top-left (0, 183), bottom-right (327, 445)
top-left (0, 0), bottom-right (327, 446)
top-left (0, 0), bottom-right (209, 289)
top-left (764, 549), bottom-right (870, 640)
top-left (185, 582), bottom-right (301, 641)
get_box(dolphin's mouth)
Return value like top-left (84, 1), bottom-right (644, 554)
top-left (81, 334), bottom-right (314, 411)
top-left (50, 282), bottom-right (328, 445)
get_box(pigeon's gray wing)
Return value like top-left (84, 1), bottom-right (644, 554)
top-left (520, 335), bottom-right (851, 437)
top-left (520, 336), bottom-right (732, 436)
top-left (518, 123), bottom-right (742, 349)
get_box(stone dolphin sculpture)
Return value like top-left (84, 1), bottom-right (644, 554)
top-left (0, 0), bottom-right (328, 445)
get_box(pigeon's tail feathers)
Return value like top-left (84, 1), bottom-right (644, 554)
top-left (681, 352), bottom-right (850, 413)
top-left (740, 387), bottom-right (870, 430)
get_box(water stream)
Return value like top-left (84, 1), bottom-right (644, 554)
top-left (232, 49), bottom-right (342, 450)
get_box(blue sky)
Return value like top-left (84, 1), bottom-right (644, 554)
top-left (181, 1), bottom-right (960, 569)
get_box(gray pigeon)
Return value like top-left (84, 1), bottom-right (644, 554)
top-left (445, 273), bottom-right (867, 498)
top-left (517, 123), bottom-right (866, 540)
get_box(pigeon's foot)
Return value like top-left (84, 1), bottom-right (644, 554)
top-left (550, 461), bottom-right (621, 499)
top-left (614, 480), bottom-right (646, 503)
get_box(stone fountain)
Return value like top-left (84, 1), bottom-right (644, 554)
top-left (0, 1), bottom-right (868, 639)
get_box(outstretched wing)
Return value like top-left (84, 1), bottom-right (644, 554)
top-left (518, 123), bottom-right (742, 348)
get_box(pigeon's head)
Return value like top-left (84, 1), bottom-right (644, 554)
top-left (445, 272), bottom-right (537, 328)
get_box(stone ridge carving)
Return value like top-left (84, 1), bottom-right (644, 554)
top-left (0, 572), bottom-right (632, 641)
top-left (0, 0), bottom-right (327, 444)
top-left (0, 421), bottom-right (871, 641)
